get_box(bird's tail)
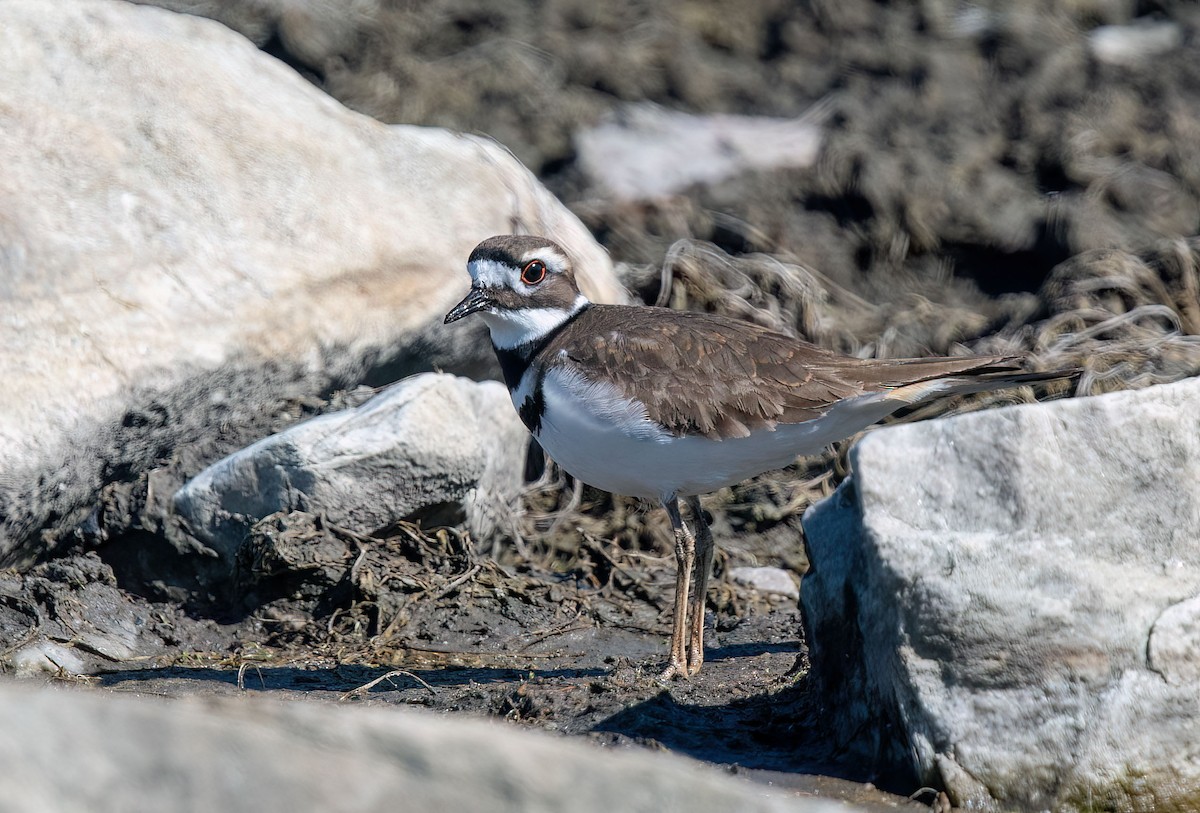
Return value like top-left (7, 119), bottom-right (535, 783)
top-left (876, 362), bottom-right (1078, 406)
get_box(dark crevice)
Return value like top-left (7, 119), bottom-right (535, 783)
top-left (944, 222), bottom-right (1070, 296)
top-left (1034, 159), bottom-right (1072, 195)
top-left (804, 192), bottom-right (876, 228)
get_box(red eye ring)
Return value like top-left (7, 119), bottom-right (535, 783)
top-left (520, 259), bottom-right (547, 286)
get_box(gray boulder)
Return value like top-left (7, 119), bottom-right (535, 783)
top-left (0, 681), bottom-right (845, 813)
top-left (802, 377), bottom-right (1200, 811)
top-left (173, 373), bottom-right (528, 562)
top-left (0, 0), bottom-right (625, 569)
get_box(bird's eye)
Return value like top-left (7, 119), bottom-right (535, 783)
top-left (520, 260), bottom-right (547, 286)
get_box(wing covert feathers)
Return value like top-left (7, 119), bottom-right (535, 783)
top-left (545, 305), bottom-right (1067, 439)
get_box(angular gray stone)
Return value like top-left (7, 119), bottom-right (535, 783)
top-left (0, 0), bottom-right (625, 568)
top-left (173, 374), bottom-right (527, 561)
top-left (801, 377), bottom-right (1200, 811)
top-left (0, 682), bottom-right (848, 813)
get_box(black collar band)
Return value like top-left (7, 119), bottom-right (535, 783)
top-left (494, 302), bottom-right (592, 390)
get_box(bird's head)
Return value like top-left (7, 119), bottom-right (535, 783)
top-left (444, 235), bottom-right (590, 350)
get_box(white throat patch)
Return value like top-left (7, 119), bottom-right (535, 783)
top-left (481, 294), bottom-right (589, 349)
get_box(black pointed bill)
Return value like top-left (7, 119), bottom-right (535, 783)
top-left (444, 286), bottom-right (493, 324)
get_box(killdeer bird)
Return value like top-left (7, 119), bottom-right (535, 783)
top-left (445, 235), bottom-right (1066, 680)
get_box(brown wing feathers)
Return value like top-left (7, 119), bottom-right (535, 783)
top-left (546, 305), bottom-right (1056, 440)
top-left (546, 307), bottom-right (848, 437)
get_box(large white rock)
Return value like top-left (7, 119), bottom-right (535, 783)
top-left (0, 681), bottom-right (851, 813)
top-left (0, 0), bottom-right (625, 568)
top-left (801, 377), bottom-right (1200, 811)
top-left (173, 373), bottom-right (528, 560)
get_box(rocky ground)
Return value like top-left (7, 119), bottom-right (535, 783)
top-left (9, 522), bottom-right (920, 808)
top-left (16, 467), bottom-right (908, 802)
top-left (6, 0), bottom-right (1200, 809)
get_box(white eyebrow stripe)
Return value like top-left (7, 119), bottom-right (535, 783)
top-left (521, 247), bottom-right (568, 269)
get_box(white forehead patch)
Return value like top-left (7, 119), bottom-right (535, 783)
top-left (467, 258), bottom-right (520, 289)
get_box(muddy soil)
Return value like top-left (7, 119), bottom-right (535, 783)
top-left (7, 453), bottom-right (923, 807)
top-left (82, 495), bottom-right (921, 810)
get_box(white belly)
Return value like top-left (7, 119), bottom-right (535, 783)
top-left (521, 366), bottom-right (902, 501)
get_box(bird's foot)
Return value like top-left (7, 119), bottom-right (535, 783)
top-left (656, 657), bottom-right (690, 682)
top-left (657, 648), bottom-right (705, 681)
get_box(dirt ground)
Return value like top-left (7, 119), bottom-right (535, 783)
top-left (5, 478), bottom-right (916, 809)
top-left (78, 494), bottom-right (927, 809)
top-left (6, 448), bottom-right (927, 807)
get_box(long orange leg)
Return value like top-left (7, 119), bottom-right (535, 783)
top-left (658, 496), bottom-right (695, 681)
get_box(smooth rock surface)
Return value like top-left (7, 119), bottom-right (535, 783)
top-left (0, 0), bottom-right (625, 569)
top-left (174, 374), bottom-right (528, 561)
top-left (801, 376), bottom-right (1200, 811)
top-left (0, 681), bottom-right (845, 813)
